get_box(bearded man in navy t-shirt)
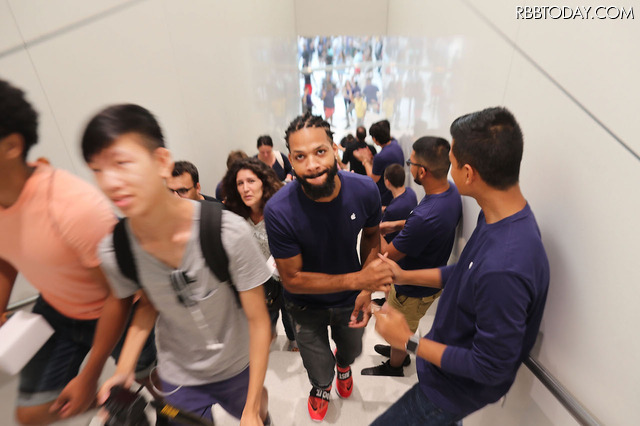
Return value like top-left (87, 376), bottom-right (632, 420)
top-left (372, 107), bottom-right (550, 425)
top-left (362, 136), bottom-right (462, 378)
top-left (264, 112), bottom-right (393, 423)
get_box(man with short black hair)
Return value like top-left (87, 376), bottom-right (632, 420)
top-left (355, 120), bottom-right (404, 206)
top-left (340, 126), bottom-right (376, 176)
top-left (362, 136), bottom-right (461, 377)
top-left (82, 103), bottom-right (272, 425)
top-left (0, 79), bottom-right (156, 425)
top-left (168, 160), bottom-right (217, 201)
top-left (379, 163), bottom-right (417, 243)
top-left (372, 107), bottom-right (549, 424)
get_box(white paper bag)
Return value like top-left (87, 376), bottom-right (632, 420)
top-left (0, 310), bottom-right (54, 375)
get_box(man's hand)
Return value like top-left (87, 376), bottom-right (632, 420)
top-left (379, 222), bottom-right (394, 236)
top-left (97, 373), bottom-right (136, 405)
top-left (377, 253), bottom-right (405, 284)
top-left (49, 373), bottom-right (97, 419)
top-left (349, 291), bottom-right (372, 328)
top-left (353, 147), bottom-right (373, 163)
top-left (373, 303), bottom-right (413, 350)
top-left (358, 257), bottom-right (393, 292)
top-left (240, 409), bottom-right (264, 426)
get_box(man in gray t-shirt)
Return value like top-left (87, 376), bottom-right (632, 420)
top-left (99, 205), bottom-right (269, 385)
top-left (81, 104), bottom-right (273, 425)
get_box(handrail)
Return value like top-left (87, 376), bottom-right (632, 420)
top-left (6, 295), bottom-right (39, 313)
top-left (524, 356), bottom-right (602, 426)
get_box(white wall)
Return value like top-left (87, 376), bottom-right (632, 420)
top-left (294, 0), bottom-right (389, 36)
top-left (387, 0), bottom-right (640, 424)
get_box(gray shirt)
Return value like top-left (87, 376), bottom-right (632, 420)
top-left (247, 218), bottom-right (270, 261)
top-left (99, 202), bottom-right (271, 385)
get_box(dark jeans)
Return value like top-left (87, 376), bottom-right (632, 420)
top-left (18, 296), bottom-right (157, 406)
top-left (371, 384), bottom-right (463, 426)
top-left (268, 303), bottom-right (295, 341)
top-left (286, 302), bottom-right (364, 389)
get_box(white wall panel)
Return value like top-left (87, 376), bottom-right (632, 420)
top-left (504, 52), bottom-right (640, 425)
top-left (386, 0), bottom-right (515, 135)
top-left (23, 0), bottom-right (187, 181)
top-left (0, 0), bottom-right (23, 53)
top-left (515, 2), bottom-right (639, 156)
top-left (294, 0), bottom-right (389, 36)
top-left (161, 0), bottom-right (298, 191)
top-left (466, 365), bottom-right (579, 425)
top-left (6, 0), bottom-right (135, 42)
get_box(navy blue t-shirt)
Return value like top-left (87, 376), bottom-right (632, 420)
top-left (418, 204), bottom-right (549, 417)
top-left (264, 171), bottom-right (382, 308)
top-left (382, 187), bottom-right (418, 243)
top-left (254, 153), bottom-right (292, 181)
top-left (393, 183), bottom-right (461, 297)
top-left (372, 140), bottom-right (404, 206)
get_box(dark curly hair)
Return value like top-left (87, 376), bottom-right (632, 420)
top-left (222, 158), bottom-right (283, 219)
top-left (0, 80), bottom-right (39, 160)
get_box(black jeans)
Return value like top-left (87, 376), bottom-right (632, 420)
top-left (286, 302), bottom-right (364, 389)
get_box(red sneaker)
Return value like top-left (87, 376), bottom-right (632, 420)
top-left (308, 385), bottom-right (331, 422)
top-left (336, 364), bottom-right (353, 398)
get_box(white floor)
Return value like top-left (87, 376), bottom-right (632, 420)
top-left (0, 296), bottom-right (438, 426)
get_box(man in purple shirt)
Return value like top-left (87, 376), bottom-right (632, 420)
top-left (372, 107), bottom-right (549, 424)
top-left (357, 120), bottom-right (404, 206)
top-left (379, 163), bottom-right (417, 243)
top-left (362, 136), bottom-right (462, 377)
top-left (264, 112), bottom-right (393, 422)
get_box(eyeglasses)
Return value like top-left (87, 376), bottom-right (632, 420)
top-left (406, 160), bottom-right (427, 170)
top-left (168, 186), bottom-right (193, 196)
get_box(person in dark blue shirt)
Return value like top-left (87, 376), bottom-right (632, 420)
top-left (362, 137), bottom-right (462, 378)
top-left (379, 163), bottom-right (417, 243)
top-left (264, 112), bottom-right (393, 422)
top-left (355, 120), bottom-right (404, 206)
top-left (340, 125), bottom-right (377, 175)
top-left (256, 135), bottom-right (293, 182)
top-left (372, 107), bottom-right (549, 425)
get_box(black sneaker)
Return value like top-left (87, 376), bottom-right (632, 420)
top-left (361, 360), bottom-right (404, 377)
top-left (373, 344), bottom-right (411, 367)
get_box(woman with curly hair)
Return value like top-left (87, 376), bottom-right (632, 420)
top-left (222, 158), bottom-right (298, 351)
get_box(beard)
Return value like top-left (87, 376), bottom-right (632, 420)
top-left (413, 173), bottom-right (421, 186)
top-left (296, 159), bottom-right (339, 200)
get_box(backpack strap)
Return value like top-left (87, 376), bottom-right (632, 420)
top-left (274, 150), bottom-right (284, 170)
top-left (199, 201), bottom-right (241, 307)
top-left (112, 218), bottom-right (140, 286)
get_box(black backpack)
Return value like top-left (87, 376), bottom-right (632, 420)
top-left (112, 201), bottom-right (241, 307)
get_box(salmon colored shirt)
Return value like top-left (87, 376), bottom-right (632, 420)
top-left (0, 165), bottom-right (116, 320)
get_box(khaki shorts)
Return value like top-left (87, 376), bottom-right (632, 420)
top-left (387, 285), bottom-right (441, 333)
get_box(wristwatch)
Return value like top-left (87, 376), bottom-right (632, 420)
top-left (405, 335), bottom-right (420, 355)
